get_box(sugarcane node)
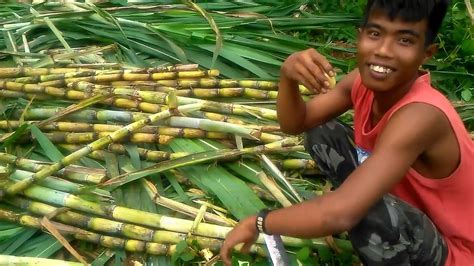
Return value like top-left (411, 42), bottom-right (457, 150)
top-left (100, 204), bottom-right (117, 217)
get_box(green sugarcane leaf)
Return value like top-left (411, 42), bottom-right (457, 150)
top-left (79, 157), bottom-right (104, 169)
top-left (17, 234), bottom-right (63, 258)
top-left (102, 148), bottom-right (246, 191)
top-left (103, 151), bottom-right (120, 178)
top-left (124, 144), bottom-right (141, 170)
top-left (170, 139), bottom-right (265, 218)
top-left (198, 44), bottom-right (272, 78)
top-left (316, 245), bottom-right (333, 263)
top-left (296, 246), bottom-right (312, 261)
top-left (91, 249), bottom-right (115, 266)
top-left (0, 124), bottom-right (29, 147)
top-left (0, 227), bottom-right (26, 242)
top-left (3, 228), bottom-right (37, 255)
top-left (164, 171), bottom-right (193, 205)
top-left (180, 251), bottom-right (195, 262)
top-left (30, 125), bottom-right (64, 162)
top-left (112, 249), bottom-right (126, 266)
top-left (185, 1), bottom-right (222, 68)
top-left (85, 2), bottom-right (142, 65)
top-left (172, 240), bottom-right (188, 263)
top-left (147, 255), bottom-right (172, 266)
top-left (143, 24), bottom-right (188, 63)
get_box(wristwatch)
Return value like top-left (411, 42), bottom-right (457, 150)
top-left (256, 208), bottom-right (271, 234)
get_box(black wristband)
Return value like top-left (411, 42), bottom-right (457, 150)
top-left (256, 208), bottom-right (271, 234)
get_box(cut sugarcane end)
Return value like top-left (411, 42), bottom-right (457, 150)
top-left (324, 73), bottom-right (336, 89)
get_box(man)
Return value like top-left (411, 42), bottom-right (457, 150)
top-left (220, 0), bottom-right (474, 265)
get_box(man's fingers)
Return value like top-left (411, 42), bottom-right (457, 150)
top-left (296, 68), bottom-right (321, 93)
top-left (309, 49), bottom-right (334, 76)
top-left (240, 241), bottom-right (253, 254)
top-left (220, 243), bottom-right (232, 266)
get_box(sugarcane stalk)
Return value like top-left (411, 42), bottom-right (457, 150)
top-left (5, 102), bottom-right (202, 194)
top-left (0, 120), bottom-right (231, 139)
top-left (11, 107), bottom-right (247, 127)
top-left (257, 172), bottom-right (293, 207)
top-left (161, 117), bottom-right (282, 143)
top-left (0, 81), bottom-right (169, 114)
top-left (79, 87), bottom-right (278, 121)
top-left (0, 88), bottom-right (52, 100)
top-left (8, 64), bottom-right (202, 83)
top-left (4, 79), bottom-right (275, 121)
top-left (141, 179), bottom-right (236, 226)
top-left (102, 137), bottom-right (304, 190)
top-left (17, 131), bottom-right (176, 144)
top-left (68, 81), bottom-right (278, 100)
top-left (0, 255), bottom-right (82, 266)
top-left (5, 83), bottom-right (278, 121)
top-left (10, 70), bottom-right (99, 84)
top-left (154, 87), bottom-right (279, 100)
top-left (0, 152), bottom-right (106, 184)
top-left (58, 144), bottom-right (187, 163)
top-left (7, 197), bottom-right (233, 251)
top-left (9, 169), bottom-right (110, 198)
top-left (109, 78), bottom-right (278, 90)
top-left (0, 67), bottom-right (86, 78)
top-left (173, 94), bottom-right (277, 121)
top-left (67, 81), bottom-right (174, 93)
top-left (278, 159), bottom-right (318, 171)
top-left (59, 143), bottom-right (306, 167)
top-left (0, 207), bottom-right (175, 256)
top-left (37, 70), bottom-right (220, 87)
top-left (2, 181), bottom-right (335, 249)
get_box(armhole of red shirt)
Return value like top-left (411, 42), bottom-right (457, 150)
top-left (350, 74), bottom-right (362, 106)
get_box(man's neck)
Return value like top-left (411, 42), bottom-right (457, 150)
top-left (372, 72), bottom-right (422, 113)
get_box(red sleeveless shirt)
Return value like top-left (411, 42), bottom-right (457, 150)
top-left (351, 73), bottom-right (474, 265)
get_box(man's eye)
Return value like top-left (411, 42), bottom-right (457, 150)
top-left (399, 38), bottom-right (414, 45)
top-left (368, 31), bottom-right (380, 37)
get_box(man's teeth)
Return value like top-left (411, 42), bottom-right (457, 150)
top-left (370, 65), bottom-right (393, 74)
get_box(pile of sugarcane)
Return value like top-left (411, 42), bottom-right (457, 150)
top-left (0, 63), bottom-right (357, 264)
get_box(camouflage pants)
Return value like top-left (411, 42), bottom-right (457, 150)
top-left (304, 119), bottom-right (448, 266)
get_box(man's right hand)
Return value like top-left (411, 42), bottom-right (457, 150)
top-left (280, 48), bottom-right (335, 94)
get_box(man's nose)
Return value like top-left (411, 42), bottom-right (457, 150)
top-left (374, 38), bottom-right (394, 58)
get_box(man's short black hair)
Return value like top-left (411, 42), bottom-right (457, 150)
top-left (362, 0), bottom-right (450, 46)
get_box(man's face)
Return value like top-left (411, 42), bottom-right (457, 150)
top-left (357, 10), bottom-right (436, 93)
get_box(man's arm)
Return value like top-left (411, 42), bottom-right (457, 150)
top-left (264, 103), bottom-right (446, 236)
top-left (277, 49), bottom-right (357, 135)
top-left (220, 103), bottom-right (447, 265)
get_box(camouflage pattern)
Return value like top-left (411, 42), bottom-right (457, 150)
top-left (304, 119), bottom-right (448, 266)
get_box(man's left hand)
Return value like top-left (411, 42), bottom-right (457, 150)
top-left (220, 215), bottom-right (259, 266)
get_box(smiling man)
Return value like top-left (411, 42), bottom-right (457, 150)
top-left (220, 0), bottom-right (474, 265)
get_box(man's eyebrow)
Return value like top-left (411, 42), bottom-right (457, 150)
top-left (397, 29), bottom-right (420, 38)
top-left (365, 22), bottom-right (382, 29)
top-left (365, 22), bottom-right (420, 38)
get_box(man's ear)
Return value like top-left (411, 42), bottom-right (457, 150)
top-left (423, 43), bottom-right (438, 64)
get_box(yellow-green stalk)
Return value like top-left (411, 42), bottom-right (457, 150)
top-left (0, 255), bottom-right (82, 266)
top-left (5, 102), bottom-right (202, 194)
top-left (0, 152), bottom-right (106, 184)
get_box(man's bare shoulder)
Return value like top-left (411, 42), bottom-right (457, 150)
top-left (375, 102), bottom-right (455, 162)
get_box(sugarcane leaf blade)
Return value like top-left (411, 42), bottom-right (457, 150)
top-left (30, 125), bottom-right (64, 162)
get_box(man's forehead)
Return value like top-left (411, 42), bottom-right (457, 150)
top-left (366, 9), bottom-right (429, 31)
top-left (367, 8), bottom-right (428, 25)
